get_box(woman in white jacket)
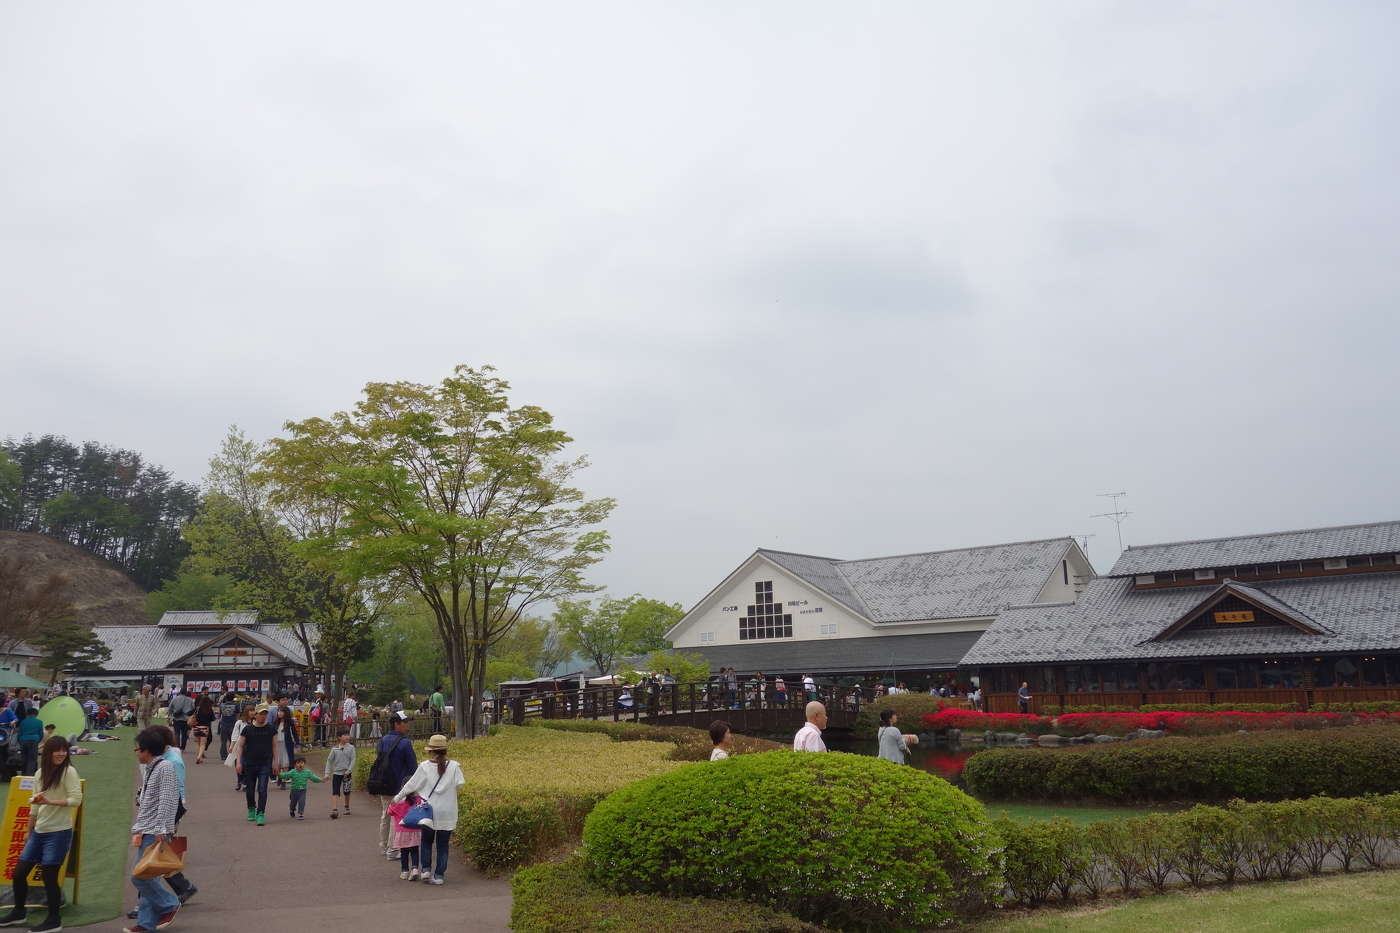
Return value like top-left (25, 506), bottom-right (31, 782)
top-left (394, 734), bottom-right (465, 885)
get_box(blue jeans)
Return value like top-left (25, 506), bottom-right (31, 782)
top-left (243, 763), bottom-right (271, 814)
top-left (289, 788), bottom-right (306, 817)
top-left (19, 829), bottom-right (72, 866)
top-left (131, 835), bottom-right (180, 930)
top-left (419, 828), bottom-right (451, 878)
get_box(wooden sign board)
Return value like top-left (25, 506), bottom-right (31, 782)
top-left (1214, 610), bottom-right (1255, 624)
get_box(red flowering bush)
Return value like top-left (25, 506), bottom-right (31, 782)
top-left (1054, 713), bottom-right (1162, 736)
top-left (921, 710), bottom-right (1052, 734)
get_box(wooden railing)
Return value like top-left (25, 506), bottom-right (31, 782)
top-left (500, 681), bottom-right (871, 729)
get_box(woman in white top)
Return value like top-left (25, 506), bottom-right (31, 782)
top-left (708, 720), bottom-right (732, 760)
top-left (394, 734), bottom-right (465, 885)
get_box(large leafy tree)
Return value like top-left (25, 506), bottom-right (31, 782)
top-left (185, 428), bottom-right (382, 711)
top-left (266, 365), bottom-right (614, 737)
top-left (554, 594), bottom-right (684, 677)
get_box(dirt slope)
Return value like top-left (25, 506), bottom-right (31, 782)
top-left (0, 530), bottom-right (149, 627)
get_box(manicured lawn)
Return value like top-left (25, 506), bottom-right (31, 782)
top-left (983, 802), bottom-right (1170, 825)
top-left (970, 871), bottom-right (1400, 932)
top-left (0, 726), bottom-right (136, 928)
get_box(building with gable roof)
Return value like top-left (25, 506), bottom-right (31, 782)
top-left (668, 537), bottom-right (1094, 683)
top-left (962, 519), bottom-right (1400, 712)
top-left (80, 610), bottom-right (316, 697)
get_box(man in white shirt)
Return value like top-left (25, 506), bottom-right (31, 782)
top-left (801, 674), bottom-right (816, 702)
top-left (793, 701), bottom-right (828, 752)
top-left (342, 691), bottom-right (360, 739)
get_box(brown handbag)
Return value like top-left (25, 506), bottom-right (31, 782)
top-left (131, 840), bottom-right (184, 880)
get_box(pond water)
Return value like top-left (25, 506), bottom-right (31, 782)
top-left (824, 736), bottom-right (977, 784)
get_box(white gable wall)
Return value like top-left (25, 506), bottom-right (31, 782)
top-left (670, 555), bottom-right (996, 650)
top-left (1033, 544), bottom-right (1096, 604)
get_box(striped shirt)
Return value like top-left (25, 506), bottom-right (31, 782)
top-left (132, 758), bottom-right (180, 836)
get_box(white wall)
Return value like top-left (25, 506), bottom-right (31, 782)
top-left (1034, 546), bottom-right (1095, 604)
top-left (670, 555), bottom-right (994, 649)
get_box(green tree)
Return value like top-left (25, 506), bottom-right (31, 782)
top-left (555, 594), bottom-right (684, 676)
top-left (34, 620), bottom-right (111, 684)
top-left (0, 451), bottom-right (20, 521)
top-left (267, 366), bottom-right (614, 737)
top-left (187, 427), bottom-right (383, 714)
top-left (145, 566), bottom-right (236, 620)
top-left (616, 650), bottom-right (709, 685)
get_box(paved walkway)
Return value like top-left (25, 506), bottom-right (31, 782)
top-left (110, 748), bottom-right (512, 933)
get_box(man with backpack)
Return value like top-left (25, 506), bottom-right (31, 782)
top-left (217, 692), bottom-right (239, 760)
top-left (168, 688), bottom-right (195, 750)
top-left (366, 711), bottom-right (417, 859)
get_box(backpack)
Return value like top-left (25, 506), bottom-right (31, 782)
top-left (219, 701), bottom-right (237, 725)
top-left (365, 733), bottom-right (407, 796)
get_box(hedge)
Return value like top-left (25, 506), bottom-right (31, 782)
top-left (512, 857), bottom-right (826, 933)
top-left (524, 717), bottom-right (786, 759)
top-left (851, 693), bottom-right (947, 739)
top-left (583, 751), bottom-right (1003, 931)
top-left (1312, 701), bottom-right (1400, 713)
top-left (1043, 703), bottom-right (1298, 715)
top-left (992, 794), bottom-right (1400, 906)
top-left (963, 724), bottom-right (1400, 802)
top-left (926, 709), bottom-right (1392, 738)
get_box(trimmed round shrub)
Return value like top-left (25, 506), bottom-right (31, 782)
top-left (582, 751), bottom-right (1003, 931)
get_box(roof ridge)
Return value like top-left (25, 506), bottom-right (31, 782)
top-left (833, 536), bottom-right (1073, 566)
top-left (1122, 519), bottom-right (1400, 553)
top-left (755, 548), bottom-right (843, 563)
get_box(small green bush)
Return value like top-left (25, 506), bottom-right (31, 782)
top-left (1312, 701), bottom-right (1400, 713)
top-left (992, 817), bottom-right (1084, 906)
top-left (964, 724), bottom-right (1400, 802)
top-left (1043, 703), bottom-right (1298, 715)
top-left (583, 751), bottom-right (1003, 931)
top-left (852, 694), bottom-right (948, 739)
top-left (512, 857), bottom-right (825, 933)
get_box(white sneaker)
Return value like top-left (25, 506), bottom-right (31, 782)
top-left (384, 850), bottom-right (397, 860)
top-left (428, 876), bottom-right (444, 885)
top-left (399, 870), bottom-right (409, 880)
top-left (408, 868), bottom-right (420, 880)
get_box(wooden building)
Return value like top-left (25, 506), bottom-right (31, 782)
top-left (962, 520), bottom-right (1400, 712)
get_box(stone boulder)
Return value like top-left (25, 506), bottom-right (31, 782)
top-left (1036, 733), bottom-right (1064, 747)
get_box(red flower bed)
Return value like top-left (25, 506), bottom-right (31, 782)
top-left (1055, 712), bottom-right (1162, 736)
top-left (921, 710), bottom-right (1051, 733)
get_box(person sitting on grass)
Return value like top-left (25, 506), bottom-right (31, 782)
top-left (709, 720), bottom-right (733, 760)
top-left (279, 756), bottom-right (323, 821)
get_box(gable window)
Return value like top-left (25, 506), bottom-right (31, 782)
top-left (819, 622), bottom-right (838, 636)
top-left (699, 632), bottom-right (715, 644)
top-left (738, 581), bottom-right (793, 640)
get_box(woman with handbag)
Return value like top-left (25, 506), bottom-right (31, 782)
top-left (392, 735), bottom-right (464, 886)
top-left (0, 736), bottom-right (82, 932)
top-left (126, 727), bottom-right (181, 933)
top-left (191, 695), bottom-right (216, 764)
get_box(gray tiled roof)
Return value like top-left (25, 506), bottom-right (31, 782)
top-left (761, 537), bottom-right (1074, 623)
top-left (94, 623), bottom-right (314, 670)
top-left (1109, 520), bottom-right (1400, 577)
top-left (692, 630), bottom-right (985, 675)
top-left (157, 610), bottom-right (260, 628)
top-left (962, 570), bottom-right (1400, 666)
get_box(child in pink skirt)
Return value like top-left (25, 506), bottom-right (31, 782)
top-left (386, 797), bottom-right (422, 880)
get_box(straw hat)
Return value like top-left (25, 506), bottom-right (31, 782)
top-left (254, 704), bottom-right (271, 714)
top-left (424, 734), bottom-right (449, 752)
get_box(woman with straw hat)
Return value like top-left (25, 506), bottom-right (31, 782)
top-left (393, 734), bottom-right (464, 885)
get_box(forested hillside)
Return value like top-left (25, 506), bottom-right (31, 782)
top-left (0, 435), bottom-right (198, 590)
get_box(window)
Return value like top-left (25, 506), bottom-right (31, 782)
top-left (819, 622), bottom-right (838, 636)
top-left (738, 582), bottom-right (793, 640)
top-left (699, 632), bottom-right (715, 644)
top-left (1062, 561), bottom-right (1069, 585)
top-left (1134, 575), bottom-right (1156, 586)
top-left (1194, 569), bottom-right (1216, 581)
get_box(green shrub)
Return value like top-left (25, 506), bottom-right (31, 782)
top-left (991, 816), bottom-right (1083, 906)
top-left (525, 718), bottom-right (785, 760)
top-left (963, 724), bottom-right (1400, 802)
top-left (1312, 701), bottom-right (1400, 713)
top-left (852, 694), bottom-right (947, 739)
top-left (1043, 703), bottom-right (1299, 715)
top-left (583, 751), bottom-right (1003, 931)
top-left (513, 857), bottom-right (825, 933)
top-left (458, 794), bottom-right (574, 872)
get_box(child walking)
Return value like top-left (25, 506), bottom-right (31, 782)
top-left (385, 797), bottom-right (421, 880)
top-left (278, 757), bottom-right (323, 820)
top-left (324, 729), bottom-right (356, 818)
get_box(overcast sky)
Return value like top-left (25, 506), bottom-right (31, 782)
top-left (4, 2), bottom-right (1398, 607)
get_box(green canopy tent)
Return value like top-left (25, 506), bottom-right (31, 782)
top-left (0, 670), bottom-right (49, 690)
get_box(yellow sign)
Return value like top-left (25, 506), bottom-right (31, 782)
top-left (1214, 610), bottom-right (1255, 624)
top-left (1, 775), bottom-right (85, 898)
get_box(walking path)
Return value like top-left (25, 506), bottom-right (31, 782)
top-left (106, 748), bottom-right (512, 932)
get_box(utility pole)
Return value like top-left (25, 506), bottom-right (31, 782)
top-left (1091, 492), bottom-right (1131, 554)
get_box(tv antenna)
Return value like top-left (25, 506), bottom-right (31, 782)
top-left (1075, 533), bottom-right (1096, 553)
top-left (1091, 491), bottom-right (1131, 553)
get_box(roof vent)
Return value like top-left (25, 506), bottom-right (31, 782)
top-left (1323, 558), bottom-right (1347, 571)
top-left (1194, 569), bottom-right (1217, 581)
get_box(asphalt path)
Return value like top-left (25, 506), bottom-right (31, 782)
top-left (106, 746), bottom-right (512, 933)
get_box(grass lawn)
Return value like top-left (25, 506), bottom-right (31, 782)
top-left (982, 802), bottom-right (1172, 825)
top-left (0, 726), bottom-right (136, 928)
top-left (970, 871), bottom-right (1400, 932)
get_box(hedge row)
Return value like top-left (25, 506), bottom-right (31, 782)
top-left (1311, 701), bottom-right (1400, 713)
top-left (963, 725), bottom-right (1400, 802)
top-left (995, 794), bottom-right (1400, 906)
top-left (926, 708), bottom-right (1396, 738)
top-left (512, 857), bottom-right (825, 933)
top-left (524, 717), bottom-right (786, 759)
